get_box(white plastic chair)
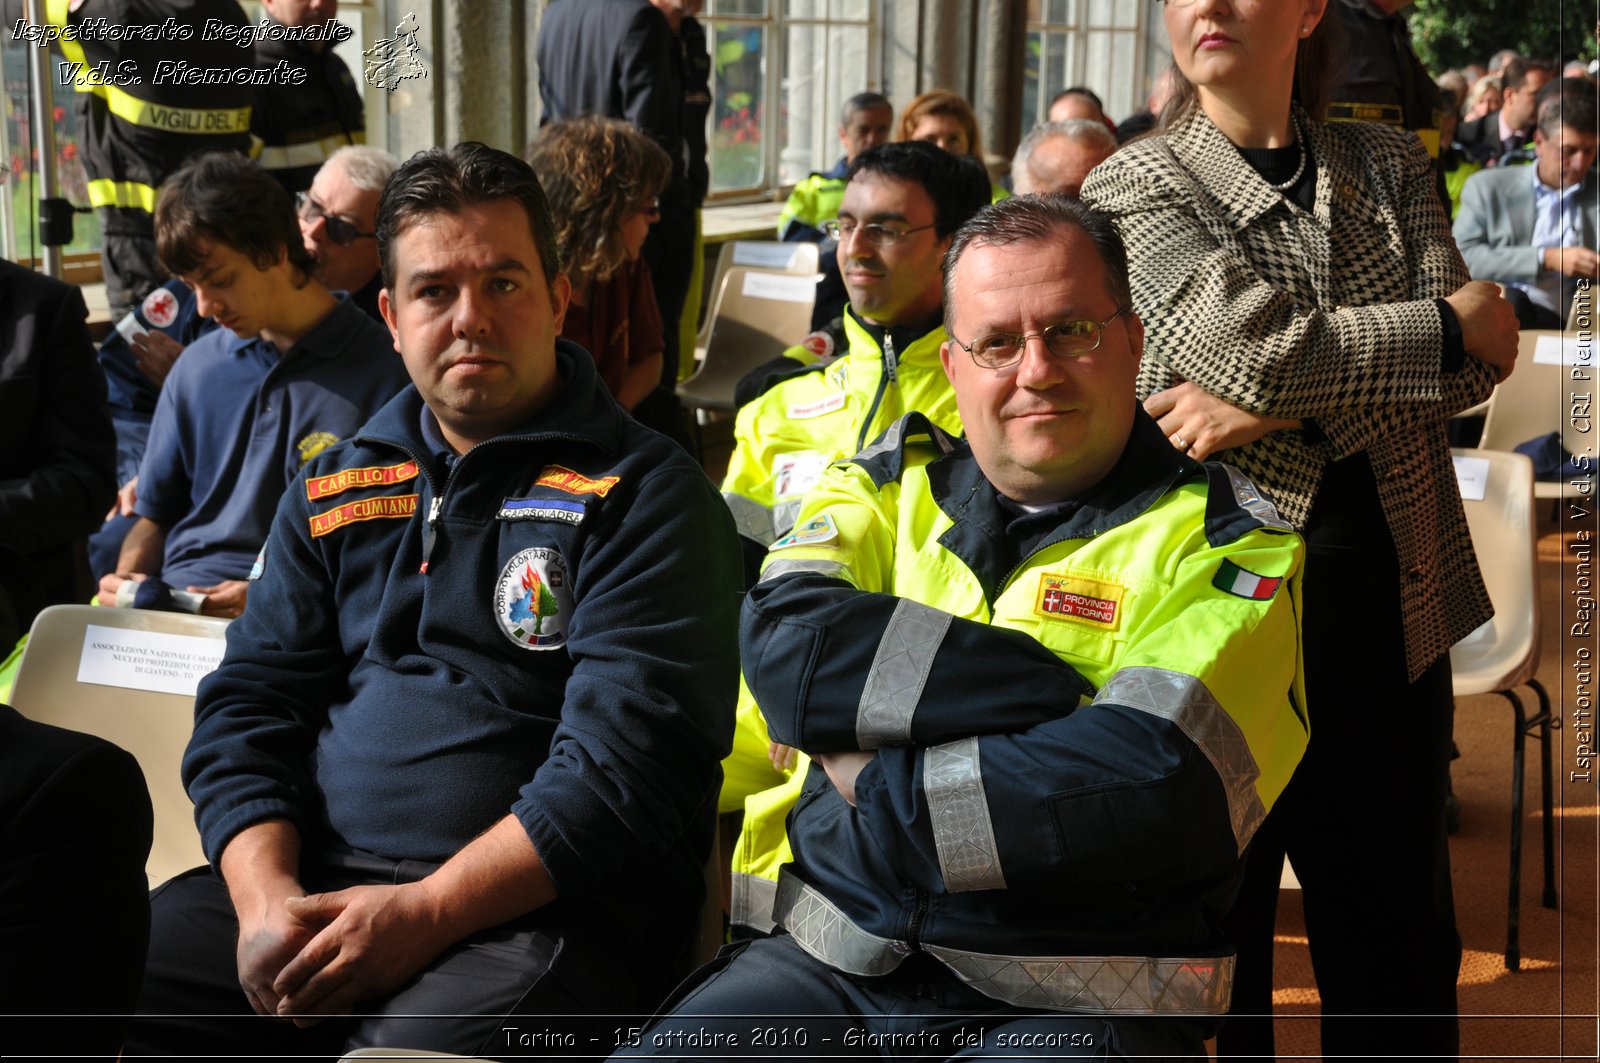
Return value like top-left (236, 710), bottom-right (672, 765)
top-left (10, 604), bottom-right (230, 887)
top-left (678, 266), bottom-right (819, 419)
top-left (1478, 330), bottom-right (1588, 502)
top-left (695, 240), bottom-right (820, 354)
top-left (1449, 449), bottom-right (1556, 970)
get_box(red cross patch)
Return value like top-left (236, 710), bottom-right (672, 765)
top-left (141, 287), bottom-right (179, 328)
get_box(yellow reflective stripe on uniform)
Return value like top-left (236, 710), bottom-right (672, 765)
top-left (87, 178), bottom-right (158, 211)
top-left (257, 130), bottom-right (367, 171)
top-left (1093, 667), bottom-right (1266, 854)
top-left (776, 872), bottom-right (1235, 1014)
top-left (729, 871), bottom-right (779, 933)
top-left (47, 0), bottom-right (87, 72)
top-left (723, 491), bottom-right (777, 545)
top-left (924, 736), bottom-right (1007, 892)
top-left (759, 558), bottom-right (856, 586)
top-left (856, 598), bottom-right (951, 748)
top-left (104, 90), bottom-right (251, 135)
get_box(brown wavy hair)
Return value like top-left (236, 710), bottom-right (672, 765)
top-left (896, 89), bottom-right (984, 159)
top-left (525, 116), bottom-right (672, 289)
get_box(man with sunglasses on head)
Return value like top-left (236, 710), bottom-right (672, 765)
top-left (297, 145), bottom-right (399, 324)
top-left (620, 194), bottom-right (1309, 1061)
top-left (718, 140), bottom-right (989, 943)
top-left (97, 152), bottom-right (406, 619)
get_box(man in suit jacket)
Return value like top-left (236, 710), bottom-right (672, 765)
top-left (1456, 56), bottom-right (1554, 164)
top-left (1454, 85), bottom-right (1599, 329)
top-left (0, 260), bottom-right (118, 647)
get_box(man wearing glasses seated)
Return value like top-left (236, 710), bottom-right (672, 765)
top-left (97, 152), bottom-right (406, 619)
top-left (626, 196), bottom-right (1308, 1059)
top-left (717, 141), bottom-right (989, 942)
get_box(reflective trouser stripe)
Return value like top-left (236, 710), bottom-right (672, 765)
top-left (1093, 667), bottom-right (1265, 854)
top-left (729, 871), bottom-right (779, 933)
top-left (722, 491), bottom-right (776, 545)
top-left (87, 178), bottom-right (157, 212)
top-left (855, 598), bottom-right (951, 748)
top-left (256, 130), bottom-right (367, 170)
top-left (774, 872), bottom-right (1233, 1015)
top-left (924, 736), bottom-right (1007, 892)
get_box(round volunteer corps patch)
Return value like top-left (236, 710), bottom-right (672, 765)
top-left (494, 547), bottom-right (573, 651)
top-left (800, 329), bottom-right (835, 360)
top-left (141, 286), bottom-right (180, 328)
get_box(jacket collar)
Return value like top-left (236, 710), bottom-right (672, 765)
top-left (842, 305), bottom-right (947, 366)
top-left (355, 339), bottom-right (627, 462)
top-left (928, 408), bottom-right (1202, 603)
top-left (1164, 103), bottom-right (1345, 230)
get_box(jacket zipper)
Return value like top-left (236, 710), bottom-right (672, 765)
top-left (904, 885), bottom-right (930, 951)
top-left (855, 332), bottom-right (898, 452)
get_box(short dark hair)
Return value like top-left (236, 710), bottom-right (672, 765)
top-left (840, 92), bottom-right (892, 127)
top-left (377, 141), bottom-right (562, 293)
top-left (942, 195), bottom-right (1132, 333)
top-left (155, 152), bottom-right (314, 282)
top-left (1502, 56), bottom-right (1555, 94)
top-left (845, 140), bottom-right (991, 239)
top-left (1050, 86), bottom-right (1104, 114)
top-left (1537, 77), bottom-right (1600, 139)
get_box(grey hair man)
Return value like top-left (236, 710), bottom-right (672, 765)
top-left (297, 145), bottom-right (400, 323)
top-left (1011, 119), bottom-right (1118, 198)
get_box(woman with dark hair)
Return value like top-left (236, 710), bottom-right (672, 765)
top-left (526, 116), bottom-right (672, 415)
top-left (897, 89), bottom-right (1009, 201)
top-left (1081, 1), bottom-right (1518, 1059)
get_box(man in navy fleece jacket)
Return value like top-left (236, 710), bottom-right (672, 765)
top-left (129, 142), bottom-right (740, 1059)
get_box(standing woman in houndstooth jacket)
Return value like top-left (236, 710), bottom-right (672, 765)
top-left (1081, 0), bottom-right (1519, 1059)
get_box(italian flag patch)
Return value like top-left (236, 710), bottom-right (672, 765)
top-left (1213, 559), bottom-right (1282, 601)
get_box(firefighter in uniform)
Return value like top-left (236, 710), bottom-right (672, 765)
top-left (250, 0), bottom-right (365, 194)
top-left (42, 0), bottom-right (255, 318)
top-left (621, 196), bottom-right (1308, 1059)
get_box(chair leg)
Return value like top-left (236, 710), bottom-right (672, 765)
top-left (1527, 678), bottom-right (1558, 909)
top-left (1502, 688), bottom-right (1527, 971)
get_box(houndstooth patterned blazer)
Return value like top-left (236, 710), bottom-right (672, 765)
top-left (1081, 107), bottom-right (1494, 680)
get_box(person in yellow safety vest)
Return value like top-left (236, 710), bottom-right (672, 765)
top-left (37, 0), bottom-right (256, 318)
top-left (617, 195), bottom-right (1308, 1058)
top-left (719, 140), bottom-right (991, 936)
top-left (776, 92), bottom-right (893, 244)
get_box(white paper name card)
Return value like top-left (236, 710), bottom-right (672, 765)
top-left (732, 242), bottom-right (804, 269)
top-left (77, 624), bottom-right (226, 697)
top-left (742, 271), bottom-right (817, 304)
top-left (1453, 455), bottom-right (1490, 501)
top-left (1532, 335), bottom-right (1590, 367)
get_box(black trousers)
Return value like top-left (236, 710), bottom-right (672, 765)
top-left (100, 207), bottom-right (165, 321)
top-left (613, 934), bottom-right (1210, 1061)
top-left (1217, 501), bottom-right (1461, 1060)
top-left (128, 860), bottom-right (657, 1061)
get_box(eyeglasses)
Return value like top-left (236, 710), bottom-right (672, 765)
top-left (295, 191), bottom-right (376, 246)
top-left (952, 307), bottom-right (1129, 370)
top-left (821, 219), bottom-right (936, 247)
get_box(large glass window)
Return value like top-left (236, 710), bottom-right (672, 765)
top-left (704, 0), bottom-right (877, 198)
top-left (1022, 0), bottom-right (1167, 132)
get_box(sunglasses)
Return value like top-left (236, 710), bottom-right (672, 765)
top-left (295, 191), bottom-right (376, 246)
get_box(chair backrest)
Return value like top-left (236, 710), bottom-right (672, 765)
top-left (678, 266), bottom-right (819, 413)
top-left (11, 605), bottom-right (230, 886)
top-left (1448, 449), bottom-right (1540, 693)
top-left (698, 241), bottom-right (820, 348)
top-left (1479, 330), bottom-right (1583, 456)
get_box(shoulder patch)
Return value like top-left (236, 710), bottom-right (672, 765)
top-left (535, 464), bottom-right (620, 498)
top-left (1203, 463), bottom-right (1294, 547)
top-left (307, 459), bottom-right (419, 502)
top-left (309, 493), bottom-right (419, 538)
top-left (1213, 559), bottom-right (1283, 601)
top-left (296, 431), bottom-right (340, 467)
top-left (798, 328), bottom-right (837, 361)
top-left (141, 285), bottom-right (180, 328)
top-left (498, 497), bottom-right (588, 525)
top-left (850, 413), bottom-right (960, 489)
top-left (770, 514), bottom-right (839, 551)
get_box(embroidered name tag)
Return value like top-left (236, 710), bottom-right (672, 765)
top-left (1034, 573), bottom-right (1125, 630)
top-left (771, 514), bottom-right (838, 550)
top-left (1213, 559), bottom-right (1282, 601)
top-left (773, 450), bottom-right (829, 499)
top-left (787, 393), bottom-right (846, 420)
top-left (308, 493), bottom-right (419, 538)
top-left (498, 497), bottom-right (587, 525)
top-left (306, 460), bottom-right (419, 501)
top-left (535, 464), bottom-right (620, 497)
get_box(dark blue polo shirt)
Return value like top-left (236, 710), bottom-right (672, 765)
top-left (136, 294), bottom-right (408, 588)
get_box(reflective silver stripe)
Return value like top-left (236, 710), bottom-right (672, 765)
top-left (774, 874), bottom-right (1231, 1015)
top-left (723, 491), bottom-right (777, 545)
top-left (1093, 667), bottom-right (1265, 854)
top-left (773, 497), bottom-right (804, 539)
top-left (730, 872), bottom-right (779, 933)
top-left (775, 872), bottom-right (907, 977)
top-left (924, 737), bottom-right (1007, 892)
top-left (923, 944), bottom-right (1234, 1016)
top-left (1220, 463), bottom-right (1293, 532)
top-left (852, 416), bottom-right (913, 464)
top-left (256, 131), bottom-right (366, 171)
top-left (759, 558), bottom-right (858, 586)
top-left (855, 599), bottom-right (952, 748)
